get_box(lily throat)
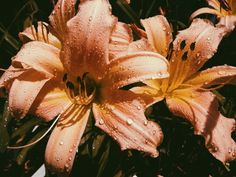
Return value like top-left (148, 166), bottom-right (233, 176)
top-left (62, 72), bottom-right (97, 105)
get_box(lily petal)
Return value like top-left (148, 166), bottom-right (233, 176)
top-left (93, 90), bottom-right (163, 157)
top-left (0, 66), bottom-right (28, 89)
top-left (217, 16), bottom-right (236, 33)
top-left (101, 52), bottom-right (169, 89)
top-left (9, 71), bottom-right (49, 119)
top-left (19, 22), bottom-right (61, 48)
top-left (168, 18), bottom-right (227, 91)
top-left (131, 85), bottom-right (165, 107)
top-left (166, 89), bottom-right (236, 163)
top-left (45, 106), bottom-right (90, 176)
top-left (30, 81), bottom-right (70, 122)
top-left (61, 0), bottom-right (117, 77)
top-left (109, 22), bottom-right (133, 60)
top-left (127, 38), bottom-right (153, 53)
top-left (49, 0), bottom-right (76, 40)
top-left (12, 41), bottom-right (63, 79)
top-left (185, 65), bottom-right (236, 88)
top-left (190, 7), bottom-right (225, 21)
top-left (141, 15), bottom-right (172, 57)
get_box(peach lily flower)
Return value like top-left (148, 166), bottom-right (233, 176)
top-left (131, 15), bottom-right (236, 163)
top-left (190, 0), bottom-right (236, 32)
top-left (0, 0), bottom-right (169, 176)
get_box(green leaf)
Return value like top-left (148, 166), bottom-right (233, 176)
top-left (16, 128), bottom-right (47, 165)
top-left (0, 101), bottom-right (12, 152)
top-left (96, 141), bottom-right (111, 177)
top-left (11, 117), bottom-right (41, 139)
top-left (116, 0), bottom-right (141, 27)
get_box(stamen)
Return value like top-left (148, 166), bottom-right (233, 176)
top-left (63, 73), bottom-right (68, 82)
top-left (66, 81), bottom-right (75, 90)
top-left (181, 51), bottom-right (188, 61)
top-left (180, 40), bottom-right (186, 50)
top-left (190, 42), bottom-right (196, 51)
top-left (41, 21), bottom-right (47, 43)
top-left (30, 24), bottom-right (37, 41)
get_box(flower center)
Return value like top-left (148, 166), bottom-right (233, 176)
top-left (62, 72), bottom-right (96, 105)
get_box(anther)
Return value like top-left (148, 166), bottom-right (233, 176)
top-left (63, 73), bottom-right (68, 82)
top-left (66, 81), bottom-right (75, 90)
top-left (180, 40), bottom-right (186, 50)
top-left (190, 42), bottom-right (196, 51)
top-left (182, 51), bottom-right (188, 60)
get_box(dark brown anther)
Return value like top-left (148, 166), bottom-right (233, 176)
top-left (77, 76), bottom-right (82, 83)
top-left (180, 40), bottom-right (186, 50)
top-left (190, 42), bottom-right (196, 51)
top-left (167, 42), bottom-right (173, 60)
top-left (66, 81), bottom-right (75, 90)
top-left (182, 51), bottom-right (188, 61)
top-left (63, 73), bottom-right (67, 82)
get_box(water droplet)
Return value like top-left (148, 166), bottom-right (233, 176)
top-left (127, 118), bottom-right (133, 125)
top-left (89, 16), bottom-right (92, 21)
top-left (99, 119), bottom-right (104, 125)
top-left (137, 106), bottom-right (141, 110)
top-left (196, 53), bottom-right (200, 57)
top-left (69, 157), bottom-right (72, 161)
top-left (152, 130), bottom-right (156, 135)
top-left (228, 148), bottom-right (232, 153)
top-left (218, 71), bottom-right (226, 75)
top-left (69, 149), bottom-right (73, 153)
top-left (157, 72), bottom-right (163, 77)
top-left (65, 163), bottom-right (69, 168)
top-left (144, 120), bottom-right (148, 126)
top-left (56, 157), bottom-right (60, 161)
top-left (207, 37), bottom-right (210, 41)
top-left (59, 141), bottom-right (64, 145)
top-left (151, 151), bottom-right (159, 158)
top-left (232, 152), bottom-right (236, 157)
top-left (137, 44), bottom-right (141, 49)
top-left (145, 139), bottom-right (148, 144)
top-left (204, 81), bottom-right (208, 85)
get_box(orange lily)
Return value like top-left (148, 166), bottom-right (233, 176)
top-left (0, 0), bottom-right (169, 176)
top-left (131, 15), bottom-right (236, 163)
top-left (190, 0), bottom-right (236, 32)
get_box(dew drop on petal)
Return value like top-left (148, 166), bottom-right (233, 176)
top-left (99, 119), bottom-right (104, 125)
top-left (127, 118), bottom-right (133, 125)
top-left (218, 71), bottom-right (226, 75)
top-left (144, 120), bottom-right (148, 126)
top-left (152, 130), bottom-right (156, 135)
top-left (151, 150), bottom-right (159, 158)
top-left (59, 141), bottom-right (64, 145)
